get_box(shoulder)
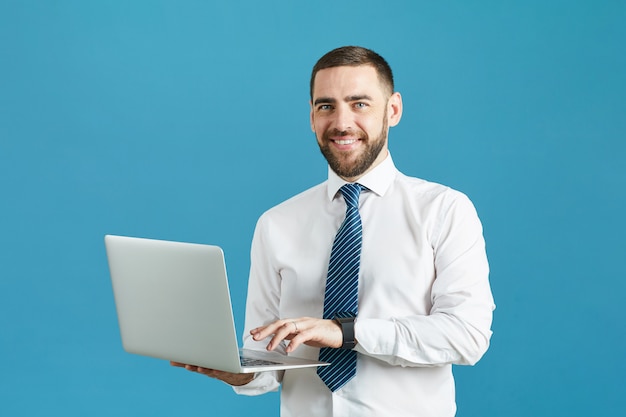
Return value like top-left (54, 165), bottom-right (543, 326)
top-left (391, 172), bottom-right (481, 235)
top-left (257, 181), bottom-right (328, 224)
top-left (394, 171), bottom-right (472, 206)
top-left (251, 182), bottom-right (329, 247)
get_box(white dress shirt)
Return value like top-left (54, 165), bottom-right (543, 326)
top-left (234, 154), bottom-right (495, 417)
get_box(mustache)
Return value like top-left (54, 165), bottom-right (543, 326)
top-left (322, 128), bottom-right (367, 141)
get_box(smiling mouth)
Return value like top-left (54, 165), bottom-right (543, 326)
top-left (333, 138), bottom-right (358, 145)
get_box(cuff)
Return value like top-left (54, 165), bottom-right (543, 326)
top-left (354, 317), bottom-right (397, 356)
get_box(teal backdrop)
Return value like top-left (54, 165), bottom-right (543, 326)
top-left (1, 1), bottom-right (624, 416)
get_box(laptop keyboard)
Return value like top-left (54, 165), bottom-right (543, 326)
top-left (240, 357), bottom-right (281, 367)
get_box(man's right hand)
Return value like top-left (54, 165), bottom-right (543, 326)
top-left (170, 361), bottom-right (255, 386)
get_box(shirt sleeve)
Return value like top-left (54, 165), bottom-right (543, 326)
top-left (231, 214), bottom-right (284, 395)
top-left (354, 192), bottom-right (495, 367)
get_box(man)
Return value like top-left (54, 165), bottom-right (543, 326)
top-left (173, 46), bottom-right (495, 416)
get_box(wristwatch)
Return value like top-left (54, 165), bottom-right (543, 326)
top-left (334, 316), bottom-right (356, 349)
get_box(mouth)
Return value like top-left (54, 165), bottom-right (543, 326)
top-left (322, 128), bottom-right (366, 151)
top-left (333, 138), bottom-right (359, 146)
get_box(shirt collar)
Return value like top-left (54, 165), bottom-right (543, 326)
top-left (326, 152), bottom-right (398, 201)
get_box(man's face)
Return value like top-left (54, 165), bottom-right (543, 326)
top-left (310, 65), bottom-right (402, 181)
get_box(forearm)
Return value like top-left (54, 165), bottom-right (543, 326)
top-left (354, 262), bottom-right (495, 368)
top-left (354, 307), bottom-right (493, 367)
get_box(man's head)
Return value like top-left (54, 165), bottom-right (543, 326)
top-left (310, 46), bottom-right (395, 100)
top-left (309, 46), bottom-right (402, 182)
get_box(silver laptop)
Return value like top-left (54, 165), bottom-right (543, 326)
top-left (104, 235), bottom-right (328, 373)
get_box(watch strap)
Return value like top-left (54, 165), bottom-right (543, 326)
top-left (334, 316), bottom-right (356, 349)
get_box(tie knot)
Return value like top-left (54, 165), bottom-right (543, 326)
top-left (340, 183), bottom-right (363, 209)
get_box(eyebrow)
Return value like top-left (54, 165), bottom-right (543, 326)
top-left (313, 97), bottom-right (336, 106)
top-left (313, 94), bottom-right (373, 106)
top-left (346, 94), bottom-right (373, 102)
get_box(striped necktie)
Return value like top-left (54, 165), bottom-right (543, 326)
top-left (317, 183), bottom-right (363, 392)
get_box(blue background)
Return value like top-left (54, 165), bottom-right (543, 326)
top-left (1, 1), bottom-right (624, 416)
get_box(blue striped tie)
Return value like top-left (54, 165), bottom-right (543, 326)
top-left (317, 183), bottom-right (363, 392)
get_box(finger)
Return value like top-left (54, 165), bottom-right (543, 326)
top-left (267, 320), bottom-right (301, 351)
top-left (251, 321), bottom-right (283, 340)
top-left (285, 333), bottom-right (305, 353)
top-left (195, 367), bottom-right (215, 376)
top-left (265, 322), bottom-right (290, 351)
top-left (284, 321), bottom-right (317, 352)
top-left (204, 369), bottom-right (232, 379)
top-left (252, 319), bottom-right (294, 341)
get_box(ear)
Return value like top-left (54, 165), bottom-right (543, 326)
top-left (309, 101), bottom-right (316, 132)
top-left (387, 92), bottom-right (403, 127)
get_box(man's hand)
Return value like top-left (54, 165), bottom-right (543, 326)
top-left (251, 317), bottom-right (344, 353)
top-left (170, 362), bottom-right (255, 386)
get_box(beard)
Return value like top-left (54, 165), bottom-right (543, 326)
top-left (317, 115), bottom-right (388, 179)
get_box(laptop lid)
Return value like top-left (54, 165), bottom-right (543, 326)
top-left (104, 235), bottom-right (328, 373)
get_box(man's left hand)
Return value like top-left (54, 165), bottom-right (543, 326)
top-left (251, 317), bottom-right (344, 353)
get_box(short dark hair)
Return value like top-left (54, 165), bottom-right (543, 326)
top-left (310, 46), bottom-right (394, 99)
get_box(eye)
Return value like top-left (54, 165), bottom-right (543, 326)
top-left (354, 102), bottom-right (368, 109)
top-left (317, 104), bottom-right (333, 111)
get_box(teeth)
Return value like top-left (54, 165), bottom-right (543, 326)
top-left (335, 139), bottom-right (356, 145)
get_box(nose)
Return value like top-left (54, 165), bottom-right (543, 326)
top-left (332, 104), bottom-right (353, 132)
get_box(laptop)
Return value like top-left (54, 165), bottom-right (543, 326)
top-left (104, 234), bottom-right (329, 373)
